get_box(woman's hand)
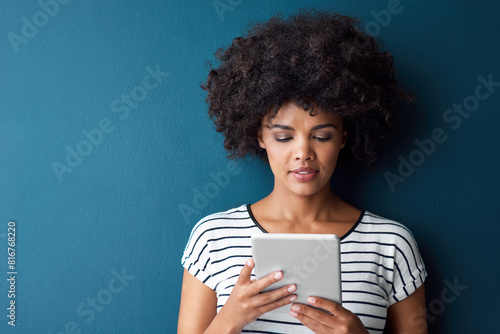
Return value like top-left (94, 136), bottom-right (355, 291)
top-left (207, 258), bottom-right (297, 333)
top-left (290, 296), bottom-right (369, 334)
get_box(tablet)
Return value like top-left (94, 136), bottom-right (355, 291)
top-left (251, 233), bottom-right (342, 306)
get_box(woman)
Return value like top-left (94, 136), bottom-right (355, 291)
top-left (178, 10), bottom-right (427, 334)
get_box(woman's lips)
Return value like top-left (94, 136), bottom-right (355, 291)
top-left (290, 167), bottom-right (318, 181)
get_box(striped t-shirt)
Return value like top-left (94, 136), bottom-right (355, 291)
top-left (182, 204), bottom-right (427, 334)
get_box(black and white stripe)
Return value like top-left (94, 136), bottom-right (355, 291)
top-left (182, 205), bottom-right (427, 334)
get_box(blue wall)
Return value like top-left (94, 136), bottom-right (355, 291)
top-left (1, 0), bottom-right (499, 333)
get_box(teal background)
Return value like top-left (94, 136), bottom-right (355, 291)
top-left (1, 0), bottom-right (499, 333)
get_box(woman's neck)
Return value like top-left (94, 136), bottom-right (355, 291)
top-left (255, 184), bottom-right (353, 226)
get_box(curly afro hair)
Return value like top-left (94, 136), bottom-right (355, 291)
top-left (202, 9), bottom-right (411, 169)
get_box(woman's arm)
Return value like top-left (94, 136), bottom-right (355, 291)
top-left (178, 269), bottom-right (218, 333)
top-left (385, 284), bottom-right (428, 334)
top-left (178, 259), bottom-right (297, 334)
top-left (288, 284), bottom-right (427, 334)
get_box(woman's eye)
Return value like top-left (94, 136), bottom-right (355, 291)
top-left (314, 136), bottom-right (331, 142)
top-left (275, 137), bottom-right (292, 142)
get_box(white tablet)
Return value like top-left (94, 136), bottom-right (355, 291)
top-left (251, 233), bottom-right (342, 306)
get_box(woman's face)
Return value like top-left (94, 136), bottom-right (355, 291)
top-left (258, 101), bottom-right (347, 197)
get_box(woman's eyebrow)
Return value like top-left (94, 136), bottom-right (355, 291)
top-left (267, 123), bottom-right (337, 130)
top-left (311, 124), bottom-right (337, 130)
top-left (268, 124), bottom-right (294, 130)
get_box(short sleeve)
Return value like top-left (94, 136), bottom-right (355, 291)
top-left (181, 219), bottom-right (217, 291)
top-left (389, 227), bottom-right (427, 305)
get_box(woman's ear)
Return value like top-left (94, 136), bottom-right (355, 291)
top-left (257, 129), bottom-right (266, 149)
top-left (340, 130), bottom-right (347, 149)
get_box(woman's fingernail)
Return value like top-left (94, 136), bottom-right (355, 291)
top-left (291, 304), bottom-right (300, 311)
top-left (289, 295), bottom-right (297, 302)
top-left (290, 310), bottom-right (298, 317)
top-left (246, 258), bottom-right (253, 266)
top-left (288, 285), bottom-right (296, 293)
top-left (274, 271), bottom-right (283, 280)
top-left (307, 296), bottom-right (316, 304)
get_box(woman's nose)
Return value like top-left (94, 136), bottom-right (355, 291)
top-left (294, 138), bottom-right (314, 161)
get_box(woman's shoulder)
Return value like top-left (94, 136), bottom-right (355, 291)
top-left (186, 204), bottom-right (252, 237)
top-left (361, 211), bottom-right (412, 229)
top-left (352, 210), bottom-right (420, 246)
top-left (193, 204), bottom-right (250, 225)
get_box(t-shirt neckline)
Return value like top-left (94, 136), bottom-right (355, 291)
top-left (246, 204), bottom-right (364, 241)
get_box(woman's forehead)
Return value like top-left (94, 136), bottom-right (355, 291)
top-left (264, 102), bottom-right (343, 126)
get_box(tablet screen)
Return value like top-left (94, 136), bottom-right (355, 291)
top-left (251, 233), bottom-right (342, 306)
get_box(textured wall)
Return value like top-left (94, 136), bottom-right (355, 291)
top-left (1, 0), bottom-right (498, 333)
